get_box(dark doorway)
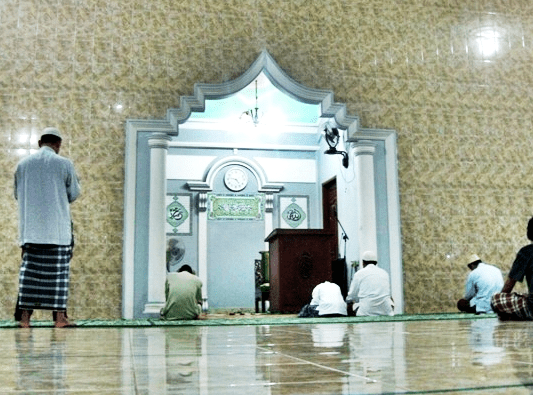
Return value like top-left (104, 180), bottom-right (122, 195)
top-left (322, 178), bottom-right (348, 296)
top-left (322, 177), bottom-right (338, 253)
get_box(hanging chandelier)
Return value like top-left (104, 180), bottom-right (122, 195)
top-left (240, 80), bottom-right (261, 126)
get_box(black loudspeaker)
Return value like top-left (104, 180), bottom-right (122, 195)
top-left (332, 258), bottom-right (348, 298)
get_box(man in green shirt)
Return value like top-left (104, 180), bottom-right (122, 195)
top-left (160, 265), bottom-right (203, 320)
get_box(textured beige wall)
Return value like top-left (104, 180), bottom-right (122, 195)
top-left (1, 0), bottom-right (532, 319)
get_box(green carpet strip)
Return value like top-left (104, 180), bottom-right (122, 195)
top-left (0, 312), bottom-right (497, 328)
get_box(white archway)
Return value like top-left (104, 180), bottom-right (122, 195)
top-left (122, 51), bottom-right (403, 318)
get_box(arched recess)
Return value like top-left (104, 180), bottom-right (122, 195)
top-left (122, 50), bottom-right (403, 318)
top-left (186, 155), bottom-right (283, 300)
top-left (165, 50), bottom-right (360, 135)
top-left (187, 155), bottom-right (283, 193)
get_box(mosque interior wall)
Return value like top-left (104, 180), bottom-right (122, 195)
top-left (1, 0), bottom-right (532, 319)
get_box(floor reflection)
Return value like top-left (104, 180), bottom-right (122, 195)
top-left (15, 329), bottom-right (68, 392)
top-left (470, 319), bottom-right (505, 366)
top-left (4, 318), bottom-right (533, 394)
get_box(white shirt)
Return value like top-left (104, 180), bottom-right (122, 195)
top-left (310, 281), bottom-right (347, 316)
top-left (346, 264), bottom-right (394, 316)
top-left (464, 262), bottom-right (504, 313)
top-left (14, 146), bottom-right (81, 245)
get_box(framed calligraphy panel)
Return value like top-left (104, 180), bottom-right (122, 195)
top-left (166, 193), bottom-right (192, 235)
top-left (279, 196), bottom-right (309, 229)
top-left (207, 193), bottom-right (265, 221)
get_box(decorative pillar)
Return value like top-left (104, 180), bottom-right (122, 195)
top-left (264, 193), bottom-right (274, 250)
top-left (144, 133), bottom-right (172, 314)
top-left (353, 141), bottom-right (378, 260)
top-left (198, 192), bottom-right (208, 305)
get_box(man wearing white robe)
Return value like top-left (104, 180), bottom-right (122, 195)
top-left (346, 251), bottom-right (394, 316)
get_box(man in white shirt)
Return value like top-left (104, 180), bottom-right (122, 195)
top-left (346, 251), bottom-right (394, 316)
top-left (457, 254), bottom-right (503, 314)
top-left (14, 127), bottom-right (81, 328)
top-left (311, 281), bottom-right (347, 317)
top-left (299, 281), bottom-right (347, 318)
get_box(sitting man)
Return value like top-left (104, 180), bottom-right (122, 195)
top-left (298, 281), bottom-right (347, 318)
top-left (457, 254), bottom-right (503, 314)
top-left (491, 217), bottom-right (533, 320)
top-left (346, 251), bottom-right (394, 316)
top-left (160, 264), bottom-right (203, 320)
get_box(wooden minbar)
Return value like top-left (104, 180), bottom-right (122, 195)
top-left (265, 229), bottom-right (336, 313)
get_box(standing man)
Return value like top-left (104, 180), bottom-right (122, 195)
top-left (457, 254), bottom-right (503, 314)
top-left (14, 127), bottom-right (81, 328)
top-left (491, 217), bottom-right (533, 320)
top-left (346, 251), bottom-right (394, 316)
top-left (160, 265), bottom-right (203, 320)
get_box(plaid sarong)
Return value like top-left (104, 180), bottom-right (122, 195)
top-left (491, 292), bottom-right (532, 320)
top-left (17, 244), bottom-right (72, 311)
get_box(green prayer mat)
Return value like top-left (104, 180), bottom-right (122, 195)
top-left (0, 312), bottom-right (497, 329)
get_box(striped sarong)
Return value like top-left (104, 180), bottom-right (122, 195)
top-left (491, 292), bottom-right (533, 320)
top-left (17, 244), bottom-right (72, 311)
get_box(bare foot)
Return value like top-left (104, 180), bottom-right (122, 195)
top-left (54, 311), bottom-right (76, 328)
top-left (20, 310), bottom-right (31, 328)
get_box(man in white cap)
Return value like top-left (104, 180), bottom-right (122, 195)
top-left (457, 254), bottom-right (503, 314)
top-left (14, 127), bottom-right (81, 328)
top-left (346, 251), bottom-right (394, 316)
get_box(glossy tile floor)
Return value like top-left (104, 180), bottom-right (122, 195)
top-left (1, 318), bottom-right (533, 394)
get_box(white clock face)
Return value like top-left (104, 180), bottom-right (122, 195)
top-left (224, 167), bottom-right (248, 191)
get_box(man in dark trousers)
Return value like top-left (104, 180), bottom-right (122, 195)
top-left (491, 216), bottom-right (533, 320)
top-left (14, 127), bottom-right (81, 328)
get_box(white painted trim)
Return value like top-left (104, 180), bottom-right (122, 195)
top-left (168, 141), bottom-right (319, 152)
top-left (348, 128), bottom-right (403, 314)
top-left (167, 50), bottom-right (360, 130)
top-left (385, 132), bottom-right (404, 314)
top-left (122, 51), bottom-right (403, 317)
top-left (187, 156), bottom-right (284, 193)
top-left (198, 210), bottom-right (208, 303)
top-left (144, 134), bottom-right (171, 314)
top-left (354, 141), bottom-right (378, 260)
top-left (122, 120), bottom-right (175, 319)
top-left (182, 118), bottom-right (319, 134)
top-left (122, 123), bottom-right (137, 319)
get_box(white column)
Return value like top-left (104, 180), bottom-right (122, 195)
top-left (353, 141), bottom-right (378, 260)
top-left (264, 193), bottom-right (274, 250)
top-left (144, 133), bottom-right (172, 314)
top-left (198, 193), bottom-right (208, 307)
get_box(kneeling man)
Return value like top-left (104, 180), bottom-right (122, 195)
top-left (161, 265), bottom-right (203, 320)
top-left (457, 254), bottom-right (503, 314)
top-left (346, 251), bottom-right (394, 316)
top-left (299, 281), bottom-right (347, 318)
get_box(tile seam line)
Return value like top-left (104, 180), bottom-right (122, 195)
top-left (381, 382), bottom-right (533, 395)
top-left (255, 345), bottom-right (376, 383)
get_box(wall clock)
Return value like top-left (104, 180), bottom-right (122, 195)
top-left (224, 167), bottom-right (248, 192)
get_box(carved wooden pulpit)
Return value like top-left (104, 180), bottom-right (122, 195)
top-left (265, 229), bottom-right (337, 313)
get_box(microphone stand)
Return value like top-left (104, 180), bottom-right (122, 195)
top-left (336, 217), bottom-right (350, 297)
top-left (337, 217), bottom-right (349, 260)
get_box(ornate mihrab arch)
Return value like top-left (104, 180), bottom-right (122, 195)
top-left (122, 50), bottom-right (402, 318)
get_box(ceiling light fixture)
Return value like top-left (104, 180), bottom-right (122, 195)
top-left (240, 80), bottom-right (261, 126)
